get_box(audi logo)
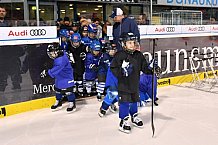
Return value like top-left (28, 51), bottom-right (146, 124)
top-left (198, 26), bottom-right (205, 31)
top-left (166, 27), bottom-right (175, 32)
top-left (30, 29), bottom-right (46, 36)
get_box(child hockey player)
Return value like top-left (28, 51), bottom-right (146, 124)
top-left (139, 72), bottom-right (158, 107)
top-left (96, 42), bottom-right (113, 101)
top-left (84, 40), bottom-right (101, 96)
top-left (40, 43), bottom-right (76, 113)
top-left (98, 42), bottom-right (119, 117)
top-left (110, 32), bottom-right (152, 133)
top-left (68, 33), bottom-right (87, 96)
top-left (81, 23), bottom-right (98, 47)
top-left (70, 21), bottom-right (80, 34)
top-left (139, 58), bottom-right (161, 106)
top-left (81, 25), bottom-right (88, 38)
top-left (59, 29), bottom-right (70, 51)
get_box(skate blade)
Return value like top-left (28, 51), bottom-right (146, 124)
top-left (51, 106), bottom-right (62, 112)
top-left (96, 97), bottom-right (102, 102)
top-left (119, 127), bottom-right (131, 134)
top-left (132, 123), bottom-right (144, 128)
top-left (109, 108), bottom-right (116, 113)
top-left (98, 112), bottom-right (105, 118)
top-left (66, 108), bottom-right (77, 114)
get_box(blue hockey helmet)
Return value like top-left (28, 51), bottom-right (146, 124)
top-left (90, 40), bottom-right (101, 51)
top-left (59, 29), bottom-right (69, 38)
top-left (70, 33), bottom-right (81, 43)
top-left (88, 23), bottom-right (98, 33)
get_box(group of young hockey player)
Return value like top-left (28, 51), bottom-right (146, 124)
top-left (40, 21), bottom-right (161, 133)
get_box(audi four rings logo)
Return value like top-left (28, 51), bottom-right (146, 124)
top-left (166, 27), bottom-right (175, 32)
top-left (198, 26), bottom-right (205, 31)
top-left (29, 29), bottom-right (46, 36)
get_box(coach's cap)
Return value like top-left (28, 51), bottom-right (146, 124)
top-left (109, 7), bottom-right (123, 18)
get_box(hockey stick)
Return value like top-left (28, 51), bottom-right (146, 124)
top-left (151, 38), bottom-right (156, 137)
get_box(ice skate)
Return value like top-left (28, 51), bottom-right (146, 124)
top-left (66, 101), bottom-right (76, 113)
top-left (145, 98), bottom-right (152, 103)
top-left (154, 101), bottom-right (158, 106)
top-left (109, 104), bottom-right (117, 113)
top-left (78, 92), bottom-right (84, 97)
top-left (51, 100), bottom-right (62, 111)
top-left (97, 93), bottom-right (102, 101)
top-left (131, 113), bottom-right (143, 128)
top-left (98, 107), bottom-right (106, 117)
top-left (119, 116), bottom-right (131, 134)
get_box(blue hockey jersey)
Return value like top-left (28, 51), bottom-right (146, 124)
top-left (98, 53), bottom-right (111, 75)
top-left (48, 52), bottom-right (74, 89)
top-left (60, 41), bottom-right (69, 51)
top-left (85, 53), bottom-right (100, 81)
top-left (105, 67), bottom-right (118, 91)
top-left (139, 73), bottom-right (157, 100)
top-left (81, 37), bottom-right (99, 47)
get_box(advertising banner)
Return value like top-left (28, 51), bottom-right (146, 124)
top-left (157, 0), bottom-right (218, 8)
top-left (0, 26), bottom-right (58, 46)
top-left (107, 25), bottom-right (218, 39)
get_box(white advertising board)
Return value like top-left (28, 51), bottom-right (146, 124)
top-left (0, 26), bottom-right (58, 46)
top-left (107, 25), bottom-right (218, 39)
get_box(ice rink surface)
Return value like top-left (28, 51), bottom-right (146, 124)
top-left (0, 85), bottom-right (218, 145)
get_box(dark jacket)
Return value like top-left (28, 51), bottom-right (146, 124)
top-left (110, 50), bottom-right (151, 102)
top-left (68, 43), bottom-right (87, 76)
top-left (0, 20), bottom-right (9, 27)
top-left (112, 17), bottom-right (140, 51)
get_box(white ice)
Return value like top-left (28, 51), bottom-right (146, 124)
top-left (0, 85), bottom-right (218, 145)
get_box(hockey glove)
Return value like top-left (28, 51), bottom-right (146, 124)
top-left (104, 60), bottom-right (110, 66)
top-left (67, 52), bottom-right (75, 64)
top-left (148, 59), bottom-right (158, 70)
top-left (89, 64), bottom-right (98, 71)
top-left (80, 52), bottom-right (86, 60)
top-left (155, 66), bottom-right (162, 79)
top-left (40, 70), bottom-right (48, 78)
top-left (121, 60), bottom-right (133, 77)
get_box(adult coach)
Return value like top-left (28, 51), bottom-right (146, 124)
top-left (0, 6), bottom-right (8, 26)
top-left (110, 6), bottom-right (140, 51)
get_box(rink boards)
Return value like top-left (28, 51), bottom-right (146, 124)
top-left (1, 70), bottom-right (217, 118)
